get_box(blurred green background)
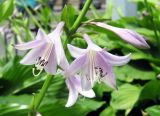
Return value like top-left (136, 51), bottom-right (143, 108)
top-left (0, 0), bottom-right (160, 116)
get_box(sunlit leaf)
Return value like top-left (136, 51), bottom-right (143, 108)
top-left (111, 84), bottom-right (141, 110)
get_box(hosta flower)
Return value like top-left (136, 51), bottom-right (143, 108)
top-left (90, 22), bottom-right (150, 49)
top-left (65, 75), bottom-right (95, 107)
top-left (14, 22), bottom-right (65, 76)
top-left (59, 54), bottom-right (95, 107)
top-left (66, 34), bottom-right (131, 90)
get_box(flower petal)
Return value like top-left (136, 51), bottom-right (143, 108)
top-left (83, 34), bottom-right (102, 51)
top-left (79, 89), bottom-right (95, 98)
top-left (91, 22), bottom-right (150, 49)
top-left (44, 47), bottom-right (57, 74)
top-left (100, 50), bottom-right (131, 66)
top-left (71, 76), bottom-right (95, 98)
top-left (14, 39), bottom-right (44, 50)
top-left (36, 29), bottom-right (50, 41)
top-left (96, 52), bottom-right (117, 90)
top-left (51, 22), bottom-right (65, 65)
top-left (65, 78), bottom-right (78, 107)
top-left (66, 54), bottom-right (87, 77)
top-left (81, 75), bottom-right (92, 91)
top-left (67, 44), bottom-right (86, 58)
top-left (20, 43), bottom-right (48, 65)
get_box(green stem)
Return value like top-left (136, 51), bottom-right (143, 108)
top-left (144, 0), bottom-right (159, 44)
top-left (29, 75), bottom-right (53, 116)
top-left (70, 0), bottom-right (93, 34)
top-left (24, 7), bottom-right (42, 29)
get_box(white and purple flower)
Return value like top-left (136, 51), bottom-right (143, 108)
top-left (58, 48), bottom-right (95, 107)
top-left (65, 34), bottom-right (131, 91)
top-left (14, 22), bottom-right (65, 76)
top-left (15, 22), bottom-right (95, 107)
top-left (90, 22), bottom-right (150, 49)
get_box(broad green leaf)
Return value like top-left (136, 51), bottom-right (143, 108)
top-left (0, 95), bottom-right (31, 116)
top-left (140, 80), bottom-right (160, 100)
top-left (111, 84), bottom-right (141, 110)
top-left (145, 105), bottom-right (160, 116)
top-left (61, 4), bottom-right (77, 28)
top-left (100, 106), bottom-right (116, 116)
top-left (94, 83), bottom-right (113, 98)
top-left (40, 99), bottom-right (104, 116)
top-left (114, 65), bottom-right (156, 82)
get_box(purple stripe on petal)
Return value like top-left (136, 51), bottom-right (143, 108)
top-left (44, 47), bottom-right (57, 74)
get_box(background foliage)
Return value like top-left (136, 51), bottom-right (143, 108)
top-left (0, 0), bottom-right (160, 115)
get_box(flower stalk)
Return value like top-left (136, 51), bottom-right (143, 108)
top-left (29, 75), bottom-right (53, 116)
top-left (144, 0), bottom-right (159, 45)
top-left (70, 0), bottom-right (93, 34)
top-left (28, 0), bottom-right (93, 114)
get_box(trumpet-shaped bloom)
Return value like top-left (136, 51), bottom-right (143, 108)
top-left (59, 51), bottom-right (95, 107)
top-left (90, 22), bottom-right (150, 49)
top-left (65, 75), bottom-right (95, 107)
top-left (66, 34), bottom-right (131, 90)
top-left (14, 22), bottom-right (65, 76)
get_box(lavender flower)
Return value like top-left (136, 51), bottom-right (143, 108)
top-left (14, 22), bottom-right (65, 76)
top-left (66, 34), bottom-right (131, 90)
top-left (58, 49), bottom-right (95, 107)
top-left (65, 75), bottom-right (95, 107)
top-left (90, 22), bottom-right (150, 49)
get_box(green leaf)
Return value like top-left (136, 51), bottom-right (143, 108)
top-left (40, 99), bottom-right (104, 116)
top-left (111, 84), bottom-right (141, 110)
top-left (100, 106), bottom-right (116, 116)
top-left (94, 83), bottom-right (113, 98)
top-left (0, 0), bottom-right (14, 22)
top-left (140, 80), bottom-right (160, 100)
top-left (145, 105), bottom-right (160, 116)
top-left (114, 65), bottom-right (156, 82)
top-left (0, 95), bottom-right (31, 116)
top-left (61, 4), bottom-right (77, 29)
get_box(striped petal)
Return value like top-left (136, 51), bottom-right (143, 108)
top-left (44, 47), bottom-right (57, 74)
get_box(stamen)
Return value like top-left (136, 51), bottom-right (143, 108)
top-left (95, 66), bottom-right (107, 83)
top-left (32, 57), bottom-right (48, 77)
top-left (32, 67), bottom-right (43, 77)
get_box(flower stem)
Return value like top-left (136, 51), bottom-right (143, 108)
top-left (70, 0), bottom-right (93, 34)
top-left (144, 0), bottom-right (159, 44)
top-left (29, 75), bottom-right (53, 116)
top-left (24, 7), bottom-right (43, 29)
